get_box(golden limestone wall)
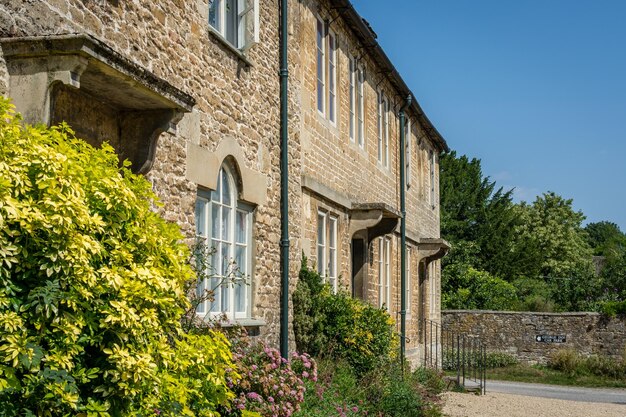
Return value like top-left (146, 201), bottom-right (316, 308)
top-left (0, 0), bottom-right (444, 360)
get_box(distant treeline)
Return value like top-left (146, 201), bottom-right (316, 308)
top-left (440, 151), bottom-right (626, 314)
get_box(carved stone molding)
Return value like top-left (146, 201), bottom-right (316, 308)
top-left (0, 34), bottom-right (195, 174)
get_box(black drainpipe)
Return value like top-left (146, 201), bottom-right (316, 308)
top-left (399, 94), bottom-right (412, 370)
top-left (279, 0), bottom-right (290, 359)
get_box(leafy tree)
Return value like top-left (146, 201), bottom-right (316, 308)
top-left (515, 192), bottom-right (596, 311)
top-left (442, 264), bottom-right (518, 310)
top-left (0, 98), bottom-right (236, 416)
top-left (516, 192), bottom-right (593, 279)
top-left (439, 151), bottom-right (530, 279)
top-left (584, 221), bottom-right (626, 303)
top-left (585, 221), bottom-right (626, 256)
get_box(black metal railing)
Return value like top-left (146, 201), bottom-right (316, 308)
top-left (421, 319), bottom-right (486, 394)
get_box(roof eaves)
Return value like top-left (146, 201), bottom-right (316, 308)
top-left (330, 0), bottom-right (449, 152)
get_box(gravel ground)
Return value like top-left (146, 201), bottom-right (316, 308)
top-left (442, 391), bottom-right (626, 417)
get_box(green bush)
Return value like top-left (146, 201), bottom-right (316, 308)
top-left (548, 349), bottom-right (582, 376)
top-left (442, 265), bottom-right (518, 310)
top-left (293, 259), bottom-right (397, 375)
top-left (0, 98), bottom-right (236, 416)
top-left (294, 360), bottom-right (444, 417)
top-left (294, 359), bottom-right (363, 417)
top-left (600, 300), bottom-right (626, 317)
top-left (442, 350), bottom-right (517, 371)
top-left (548, 349), bottom-right (626, 380)
top-left (292, 258), bottom-right (328, 358)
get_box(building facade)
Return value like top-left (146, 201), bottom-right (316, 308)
top-left (0, 0), bottom-right (448, 364)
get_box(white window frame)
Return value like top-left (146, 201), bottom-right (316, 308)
top-left (195, 166), bottom-right (253, 320)
top-left (378, 237), bottom-right (391, 311)
top-left (357, 64), bottom-right (365, 148)
top-left (406, 246), bottom-right (412, 318)
top-left (430, 149), bottom-right (436, 208)
top-left (349, 55), bottom-right (356, 142)
top-left (405, 118), bottom-right (412, 187)
top-left (316, 17), bottom-right (326, 116)
top-left (316, 18), bottom-right (337, 124)
top-left (377, 91), bottom-right (383, 163)
top-left (384, 96), bottom-right (389, 168)
top-left (317, 210), bottom-right (338, 293)
top-left (429, 262), bottom-right (436, 317)
top-left (328, 30), bottom-right (337, 124)
top-left (377, 91), bottom-right (389, 167)
top-left (208, 0), bottom-right (260, 51)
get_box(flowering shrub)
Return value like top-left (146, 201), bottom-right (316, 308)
top-left (222, 329), bottom-right (317, 417)
top-left (0, 98), bottom-right (237, 416)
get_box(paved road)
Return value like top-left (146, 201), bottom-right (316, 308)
top-left (486, 380), bottom-right (626, 405)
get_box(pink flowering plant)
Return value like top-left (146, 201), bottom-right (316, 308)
top-left (222, 329), bottom-right (317, 417)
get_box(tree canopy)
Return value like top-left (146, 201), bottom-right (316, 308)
top-left (439, 151), bottom-right (621, 313)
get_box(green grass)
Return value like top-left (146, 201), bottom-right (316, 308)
top-left (486, 364), bottom-right (626, 388)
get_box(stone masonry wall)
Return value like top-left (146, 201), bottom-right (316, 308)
top-left (0, 0), bottom-right (299, 346)
top-left (294, 0), bottom-right (444, 357)
top-left (1, 0), bottom-right (444, 354)
top-left (443, 310), bottom-right (626, 364)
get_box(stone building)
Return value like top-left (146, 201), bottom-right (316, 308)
top-left (0, 0), bottom-right (448, 364)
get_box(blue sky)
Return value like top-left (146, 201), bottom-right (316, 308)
top-left (353, 1), bottom-right (626, 232)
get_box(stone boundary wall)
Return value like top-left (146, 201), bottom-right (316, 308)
top-left (442, 310), bottom-right (626, 364)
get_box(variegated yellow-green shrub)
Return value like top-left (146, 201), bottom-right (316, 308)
top-left (0, 97), bottom-right (237, 416)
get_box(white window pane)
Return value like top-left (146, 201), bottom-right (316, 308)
top-left (221, 242), bottom-right (231, 276)
top-left (316, 19), bottom-right (325, 114)
top-left (195, 198), bottom-right (207, 236)
top-left (357, 69), bottom-right (364, 146)
top-left (235, 244), bottom-right (247, 274)
top-left (317, 243), bottom-right (325, 275)
top-left (235, 281), bottom-right (246, 313)
top-left (212, 171), bottom-right (221, 201)
top-left (221, 205), bottom-right (231, 240)
top-left (196, 278), bottom-right (206, 314)
top-left (328, 33), bottom-right (336, 123)
top-left (225, 0), bottom-right (237, 45)
top-left (349, 59), bottom-right (354, 140)
top-left (317, 213), bottom-right (325, 275)
top-left (377, 94), bottom-right (382, 162)
top-left (209, 0), bottom-right (221, 31)
top-left (211, 240), bottom-right (220, 274)
top-left (236, 210), bottom-right (247, 244)
top-left (211, 204), bottom-right (220, 238)
top-left (209, 277), bottom-right (220, 312)
top-left (221, 169), bottom-right (231, 206)
top-left (221, 282), bottom-right (230, 312)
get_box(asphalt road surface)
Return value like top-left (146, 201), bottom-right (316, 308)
top-left (486, 380), bottom-right (626, 405)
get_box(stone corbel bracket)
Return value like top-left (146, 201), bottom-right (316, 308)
top-left (349, 202), bottom-right (401, 245)
top-left (0, 34), bottom-right (196, 174)
top-left (417, 238), bottom-right (451, 264)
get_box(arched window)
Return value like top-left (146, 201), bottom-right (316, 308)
top-left (195, 165), bottom-right (252, 319)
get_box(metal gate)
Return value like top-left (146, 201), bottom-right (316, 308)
top-left (421, 319), bottom-right (486, 394)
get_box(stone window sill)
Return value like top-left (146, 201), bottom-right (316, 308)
top-left (214, 317), bottom-right (266, 336)
top-left (208, 27), bottom-right (253, 67)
